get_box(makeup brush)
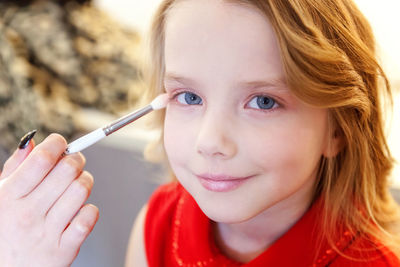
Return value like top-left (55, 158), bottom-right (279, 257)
top-left (65, 94), bottom-right (169, 155)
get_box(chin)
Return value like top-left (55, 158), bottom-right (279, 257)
top-left (196, 197), bottom-right (261, 224)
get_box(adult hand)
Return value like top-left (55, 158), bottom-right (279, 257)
top-left (0, 132), bottom-right (99, 267)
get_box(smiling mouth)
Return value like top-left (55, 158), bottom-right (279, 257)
top-left (195, 174), bottom-right (253, 192)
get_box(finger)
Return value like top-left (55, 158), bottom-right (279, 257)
top-left (59, 204), bottom-right (99, 257)
top-left (0, 130), bottom-right (37, 180)
top-left (26, 152), bottom-right (86, 215)
top-left (4, 133), bottom-right (67, 198)
top-left (45, 171), bottom-right (94, 235)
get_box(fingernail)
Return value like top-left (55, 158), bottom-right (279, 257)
top-left (18, 130), bottom-right (37, 149)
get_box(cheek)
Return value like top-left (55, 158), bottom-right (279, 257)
top-left (163, 108), bottom-right (197, 164)
top-left (242, 118), bottom-right (327, 179)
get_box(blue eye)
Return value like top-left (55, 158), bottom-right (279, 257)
top-left (176, 92), bottom-right (203, 105)
top-left (247, 96), bottom-right (276, 109)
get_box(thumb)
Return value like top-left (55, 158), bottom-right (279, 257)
top-left (0, 130), bottom-right (37, 180)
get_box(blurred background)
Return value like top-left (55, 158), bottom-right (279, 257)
top-left (0, 0), bottom-right (399, 266)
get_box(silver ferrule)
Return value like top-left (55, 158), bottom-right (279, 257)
top-left (103, 105), bottom-right (153, 136)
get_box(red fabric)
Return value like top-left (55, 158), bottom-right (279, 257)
top-left (145, 182), bottom-right (400, 267)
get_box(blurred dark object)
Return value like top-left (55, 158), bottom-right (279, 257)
top-left (0, 0), bottom-right (143, 158)
top-left (0, 0), bottom-right (92, 6)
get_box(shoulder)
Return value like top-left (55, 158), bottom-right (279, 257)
top-left (146, 182), bottom-right (184, 243)
top-left (125, 205), bottom-right (148, 267)
top-left (145, 181), bottom-right (184, 226)
top-left (125, 182), bottom-right (184, 267)
top-left (331, 235), bottom-right (400, 267)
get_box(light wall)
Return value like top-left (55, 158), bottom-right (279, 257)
top-left (95, 0), bottom-right (163, 35)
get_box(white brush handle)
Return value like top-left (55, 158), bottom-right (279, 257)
top-left (65, 128), bottom-right (106, 154)
top-left (64, 94), bottom-right (169, 154)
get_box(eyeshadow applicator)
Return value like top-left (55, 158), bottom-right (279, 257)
top-left (65, 93), bottom-right (169, 155)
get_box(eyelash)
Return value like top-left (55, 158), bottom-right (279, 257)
top-left (170, 89), bottom-right (280, 112)
top-left (170, 89), bottom-right (202, 105)
top-left (245, 94), bottom-right (280, 112)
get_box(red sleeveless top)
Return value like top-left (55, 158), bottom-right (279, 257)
top-left (144, 182), bottom-right (399, 267)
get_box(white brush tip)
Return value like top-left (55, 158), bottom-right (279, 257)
top-left (150, 93), bottom-right (169, 110)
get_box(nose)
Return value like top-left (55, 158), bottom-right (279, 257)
top-left (195, 110), bottom-right (237, 159)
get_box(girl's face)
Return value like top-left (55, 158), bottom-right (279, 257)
top-left (163, 0), bottom-right (332, 223)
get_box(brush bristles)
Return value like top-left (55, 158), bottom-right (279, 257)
top-left (150, 93), bottom-right (169, 110)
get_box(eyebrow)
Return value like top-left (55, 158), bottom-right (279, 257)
top-left (237, 78), bottom-right (287, 89)
top-left (163, 72), bottom-right (287, 89)
top-left (164, 73), bottom-right (198, 86)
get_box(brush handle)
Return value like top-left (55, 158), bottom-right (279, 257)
top-left (65, 100), bottom-right (160, 154)
top-left (103, 105), bottom-right (153, 136)
top-left (65, 128), bottom-right (106, 154)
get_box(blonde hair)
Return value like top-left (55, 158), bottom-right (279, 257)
top-left (143, 0), bottom-right (400, 260)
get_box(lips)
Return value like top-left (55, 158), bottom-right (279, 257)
top-left (196, 174), bottom-right (253, 192)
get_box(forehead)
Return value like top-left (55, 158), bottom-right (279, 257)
top-left (164, 0), bottom-right (284, 83)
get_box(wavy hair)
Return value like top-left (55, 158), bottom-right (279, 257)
top-left (143, 0), bottom-right (400, 259)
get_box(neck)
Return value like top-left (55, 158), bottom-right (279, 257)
top-left (213, 183), bottom-right (315, 263)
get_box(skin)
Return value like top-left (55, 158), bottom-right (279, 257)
top-left (0, 134), bottom-right (98, 267)
top-left (160, 0), bottom-right (338, 263)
